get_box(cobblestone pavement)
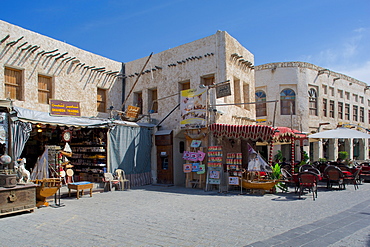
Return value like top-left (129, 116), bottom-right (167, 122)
top-left (1, 181), bottom-right (370, 247)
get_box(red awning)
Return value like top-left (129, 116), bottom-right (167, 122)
top-left (209, 124), bottom-right (307, 143)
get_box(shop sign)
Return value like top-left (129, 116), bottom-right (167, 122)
top-left (126, 105), bottom-right (140, 119)
top-left (50, 100), bottom-right (81, 116)
top-left (216, 82), bottom-right (231, 98)
top-left (208, 166), bottom-right (222, 184)
top-left (180, 87), bottom-right (207, 129)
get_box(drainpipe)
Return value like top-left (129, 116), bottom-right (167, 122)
top-left (121, 62), bottom-right (126, 111)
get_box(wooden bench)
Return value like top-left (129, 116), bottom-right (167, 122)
top-left (68, 182), bottom-right (93, 199)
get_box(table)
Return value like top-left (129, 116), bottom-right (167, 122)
top-left (68, 182), bottom-right (93, 199)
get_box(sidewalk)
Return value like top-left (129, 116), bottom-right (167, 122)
top-left (1, 181), bottom-right (370, 247)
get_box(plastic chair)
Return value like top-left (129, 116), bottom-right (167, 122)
top-left (115, 169), bottom-right (130, 191)
top-left (103, 173), bottom-right (120, 191)
top-left (298, 171), bottom-right (318, 200)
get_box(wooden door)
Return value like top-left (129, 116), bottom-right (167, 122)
top-left (156, 145), bottom-right (173, 184)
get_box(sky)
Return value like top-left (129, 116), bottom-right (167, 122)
top-left (1, 0), bottom-right (369, 83)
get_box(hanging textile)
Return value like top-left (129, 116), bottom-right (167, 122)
top-left (11, 121), bottom-right (32, 160)
top-left (108, 125), bottom-right (152, 187)
top-left (30, 147), bottom-right (49, 180)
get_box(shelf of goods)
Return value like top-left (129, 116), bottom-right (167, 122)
top-left (207, 146), bottom-right (223, 187)
top-left (70, 144), bottom-right (107, 182)
top-left (226, 153), bottom-right (243, 186)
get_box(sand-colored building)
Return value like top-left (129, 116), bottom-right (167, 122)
top-left (255, 62), bottom-right (370, 162)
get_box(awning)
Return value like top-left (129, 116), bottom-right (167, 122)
top-left (308, 127), bottom-right (370, 139)
top-left (15, 106), bottom-right (111, 127)
top-left (209, 124), bottom-right (307, 144)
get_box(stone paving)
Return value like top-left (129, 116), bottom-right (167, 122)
top-left (1, 181), bottom-right (370, 247)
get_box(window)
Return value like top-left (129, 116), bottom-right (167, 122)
top-left (360, 107), bottom-right (364, 122)
top-left (368, 110), bottom-right (370, 124)
top-left (345, 92), bottom-right (350, 100)
top-left (149, 88), bottom-right (158, 113)
top-left (329, 100), bottom-right (334, 118)
top-left (329, 87), bottom-right (334, 97)
top-left (308, 88), bottom-right (317, 116)
top-left (38, 75), bottom-right (52, 104)
top-left (234, 78), bottom-right (241, 105)
top-left (345, 103), bottom-right (350, 120)
top-left (134, 91), bottom-right (143, 114)
top-left (322, 85), bottom-right (327, 94)
top-left (255, 90), bottom-right (266, 117)
top-left (338, 90), bottom-right (343, 98)
top-left (338, 102), bottom-right (343, 119)
top-left (97, 88), bottom-right (107, 112)
top-left (353, 94), bottom-right (358, 102)
top-left (353, 105), bottom-right (358, 121)
top-left (323, 99), bottom-right (327, 117)
top-left (179, 81), bottom-right (190, 91)
top-left (280, 88), bottom-right (295, 115)
top-left (4, 67), bottom-right (23, 100)
top-left (360, 96), bottom-right (364, 104)
top-left (243, 83), bottom-right (250, 110)
top-left (201, 74), bottom-right (214, 86)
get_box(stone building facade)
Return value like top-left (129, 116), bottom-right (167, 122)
top-left (0, 20), bottom-right (122, 118)
top-left (124, 31), bottom-right (256, 185)
top-left (255, 62), bottom-right (370, 162)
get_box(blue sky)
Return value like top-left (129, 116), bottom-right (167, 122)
top-left (1, 0), bottom-right (369, 83)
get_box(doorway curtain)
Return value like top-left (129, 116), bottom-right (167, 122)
top-left (109, 125), bottom-right (152, 187)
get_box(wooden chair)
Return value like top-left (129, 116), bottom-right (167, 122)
top-left (298, 171), bottom-right (318, 200)
top-left (281, 168), bottom-right (297, 193)
top-left (344, 167), bottom-right (362, 190)
top-left (299, 164), bottom-right (314, 172)
top-left (324, 166), bottom-right (345, 189)
top-left (103, 173), bottom-right (120, 191)
top-left (115, 169), bottom-right (130, 191)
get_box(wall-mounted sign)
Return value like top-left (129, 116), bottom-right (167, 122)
top-left (50, 100), bottom-right (81, 116)
top-left (216, 83), bottom-right (231, 98)
top-left (126, 105), bottom-right (140, 119)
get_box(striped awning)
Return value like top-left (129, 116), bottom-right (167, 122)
top-left (209, 124), bottom-right (307, 143)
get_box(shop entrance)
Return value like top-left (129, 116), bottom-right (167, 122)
top-left (156, 145), bottom-right (173, 184)
top-left (155, 130), bottom-right (173, 184)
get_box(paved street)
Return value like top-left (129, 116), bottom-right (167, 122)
top-left (1, 181), bottom-right (370, 247)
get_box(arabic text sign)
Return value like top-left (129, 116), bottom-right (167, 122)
top-left (50, 100), bottom-right (81, 116)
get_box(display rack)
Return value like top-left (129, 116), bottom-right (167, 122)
top-left (226, 153), bottom-right (243, 192)
top-left (205, 146), bottom-right (223, 192)
top-left (69, 144), bottom-right (107, 182)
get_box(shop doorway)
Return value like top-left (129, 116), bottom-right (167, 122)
top-left (156, 145), bottom-right (173, 184)
top-left (155, 131), bottom-right (173, 184)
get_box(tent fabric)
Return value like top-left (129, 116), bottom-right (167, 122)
top-left (108, 125), bottom-right (152, 186)
top-left (308, 127), bottom-right (370, 139)
top-left (11, 121), bottom-right (32, 160)
top-left (15, 106), bottom-right (110, 127)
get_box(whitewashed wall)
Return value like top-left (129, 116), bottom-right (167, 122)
top-left (0, 20), bottom-right (122, 118)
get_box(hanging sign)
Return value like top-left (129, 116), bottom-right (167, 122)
top-left (216, 82), bottom-right (231, 98)
top-left (180, 87), bottom-right (207, 129)
top-left (50, 100), bottom-right (81, 116)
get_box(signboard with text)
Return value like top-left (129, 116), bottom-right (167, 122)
top-left (180, 87), bottom-right (207, 129)
top-left (216, 83), bottom-right (231, 98)
top-left (50, 100), bottom-right (81, 116)
top-left (126, 105), bottom-right (140, 119)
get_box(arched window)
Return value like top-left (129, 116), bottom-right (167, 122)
top-left (308, 88), bottom-right (318, 116)
top-left (280, 88), bottom-right (295, 115)
top-left (255, 90), bottom-right (267, 117)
